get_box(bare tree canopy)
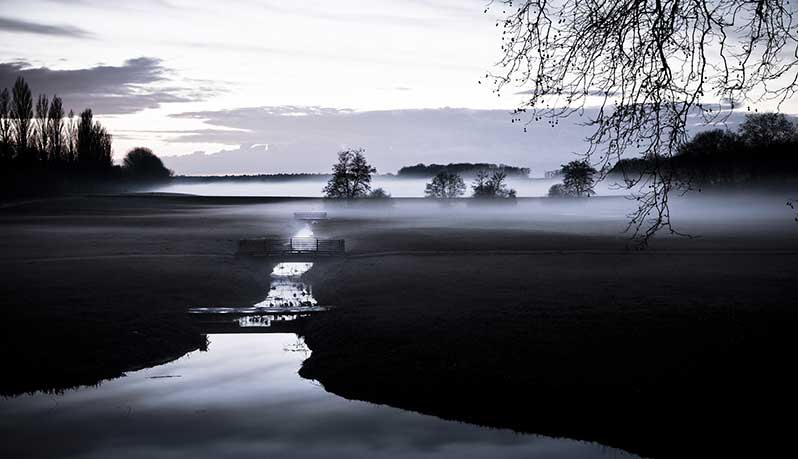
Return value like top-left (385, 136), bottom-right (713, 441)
top-left (425, 171), bottom-right (467, 199)
top-left (122, 147), bottom-right (173, 180)
top-left (472, 169), bottom-right (517, 199)
top-left (322, 148), bottom-right (377, 199)
top-left (487, 0), bottom-right (798, 243)
top-left (559, 160), bottom-right (598, 197)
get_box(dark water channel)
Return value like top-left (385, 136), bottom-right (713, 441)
top-left (0, 334), bottom-right (639, 459)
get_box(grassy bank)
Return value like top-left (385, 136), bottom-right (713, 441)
top-left (0, 195), bottom-right (293, 394)
top-left (297, 199), bottom-right (798, 458)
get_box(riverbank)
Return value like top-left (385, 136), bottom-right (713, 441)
top-left (299, 195), bottom-right (798, 458)
top-left (2, 194), bottom-right (796, 458)
top-left (0, 195), bottom-right (297, 394)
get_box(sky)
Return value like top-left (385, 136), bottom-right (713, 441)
top-left (1, 0), bottom-right (795, 175)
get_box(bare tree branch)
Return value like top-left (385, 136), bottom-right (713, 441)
top-left (487, 0), bottom-right (798, 245)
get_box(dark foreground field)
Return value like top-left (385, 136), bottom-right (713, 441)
top-left (2, 194), bottom-right (797, 458)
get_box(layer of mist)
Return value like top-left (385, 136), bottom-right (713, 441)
top-left (151, 176), bottom-right (630, 198)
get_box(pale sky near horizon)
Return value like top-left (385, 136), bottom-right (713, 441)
top-left (1, 0), bottom-right (514, 162)
top-left (1, 0), bottom-right (796, 174)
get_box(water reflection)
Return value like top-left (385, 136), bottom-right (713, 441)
top-left (237, 314), bottom-right (299, 327)
top-left (0, 334), bottom-right (639, 459)
top-left (188, 225), bottom-right (321, 327)
top-left (254, 262), bottom-right (317, 309)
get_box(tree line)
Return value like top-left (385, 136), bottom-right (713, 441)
top-left (1, 77), bottom-right (172, 196)
top-left (323, 148), bottom-right (517, 201)
top-left (610, 113), bottom-right (798, 190)
top-left (324, 118), bottom-right (794, 203)
top-left (398, 162), bottom-right (530, 178)
top-left (1, 77), bottom-right (112, 173)
top-left (544, 113), bottom-right (798, 200)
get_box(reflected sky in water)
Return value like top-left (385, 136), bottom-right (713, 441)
top-left (0, 334), bottom-right (639, 459)
top-left (253, 225), bottom-right (318, 310)
top-left (237, 314), bottom-right (301, 327)
top-left (253, 262), bottom-right (317, 309)
top-left (188, 225), bottom-right (320, 321)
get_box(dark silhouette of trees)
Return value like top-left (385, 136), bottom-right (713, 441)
top-left (425, 171), bottom-right (466, 199)
top-left (472, 169), bottom-right (516, 199)
top-left (0, 88), bottom-right (11, 165)
top-left (0, 76), bottom-right (172, 197)
top-left (0, 77), bottom-right (113, 175)
top-left (322, 148), bottom-right (376, 199)
top-left (34, 95), bottom-right (49, 164)
top-left (366, 188), bottom-right (391, 199)
top-left (739, 113), bottom-right (797, 147)
top-left (675, 129), bottom-right (742, 186)
top-left (47, 96), bottom-right (64, 165)
top-left (122, 147), bottom-right (173, 180)
top-left (560, 160), bottom-right (597, 197)
top-left (11, 77), bottom-right (33, 165)
top-left (77, 109), bottom-right (112, 171)
top-left (400, 162), bottom-right (529, 178)
top-left (547, 183), bottom-right (571, 198)
top-left (609, 113), bottom-right (798, 189)
top-left (488, 0), bottom-right (798, 243)
top-left (64, 110), bottom-right (78, 164)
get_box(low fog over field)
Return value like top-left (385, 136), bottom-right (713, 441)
top-left (190, 191), bottom-right (798, 245)
top-left (151, 176), bottom-right (630, 198)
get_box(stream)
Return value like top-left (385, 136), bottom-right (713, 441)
top-left (0, 222), bottom-right (640, 458)
top-left (0, 333), bottom-right (638, 459)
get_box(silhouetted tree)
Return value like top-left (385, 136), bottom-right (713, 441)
top-left (488, 0), bottom-right (798, 243)
top-left (0, 88), bottom-right (11, 165)
top-left (122, 147), bottom-right (172, 180)
top-left (322, 148), bottom-right (376, 199)
top-left (33, 94), bottom-right (49, 164)
top-left (11, 77), bottom-right (33, 164)
top-left (560, 160), bottom-right (597, 197)
top-left (47, 96), bottom-right (64, 165)
top-left (77, 109), bottom-right (112, 171)
top-left (548, 183), bottom-right (573, 198)
top-left (77, 109), bottom-right (93, 165)
top-left (610, 113), bottom-right (798, 189)
top-left (64, 110), bottom-right (77, 165)
top-left (676, 129), bottom-right (742, 186)
top-left (366, 188), bottom-right (391, 199)
top-left (739, 113), bottom-right (797, 147)
top-left (679, 130), bottom-right (740, 159)
top-left (425, 171), bottom-right (466, 199)
top-left (400, 162), bottom-right (530, 178)
top-left (472, 169), bottom-right (516, 199)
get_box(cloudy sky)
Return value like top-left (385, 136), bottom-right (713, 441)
top-left (0, 0), bottom-right (791, 175)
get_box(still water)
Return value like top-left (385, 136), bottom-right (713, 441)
top-left (0, 333), bottom-right (639, 459)
top-left (188, 224), bottom-right (324, 327)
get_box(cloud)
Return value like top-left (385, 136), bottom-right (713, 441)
top-left (162, 106), bottom-right (599, 175)
top-left (0, 58), bottom-right (218, 114)
top-left (162, 105), bottom-right (747, 176)
top-left (514, 89), bottom-right (609, 97)
top-left (0, 16), bottom-right (92, 38)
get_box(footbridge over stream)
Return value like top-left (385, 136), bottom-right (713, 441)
top-left (237, 237), bottom-right (345, 258)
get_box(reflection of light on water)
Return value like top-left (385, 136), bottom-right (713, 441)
top-left (294, 225), bottom-right (314, 238)
top-left (254, 262), bottom-right (317, 309)
top-left (0, 333), bottom-right (642, 459)
top-left (238, 314), bottom-right (300, 327)
top-left (188, 224), bottom-right (320, 327)
top-left (271, 262), bottom-right (313, 277)
top-left (251, 224), bottom-right (319, 310)
top-left (283, 336), bottom-right (311, 356)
